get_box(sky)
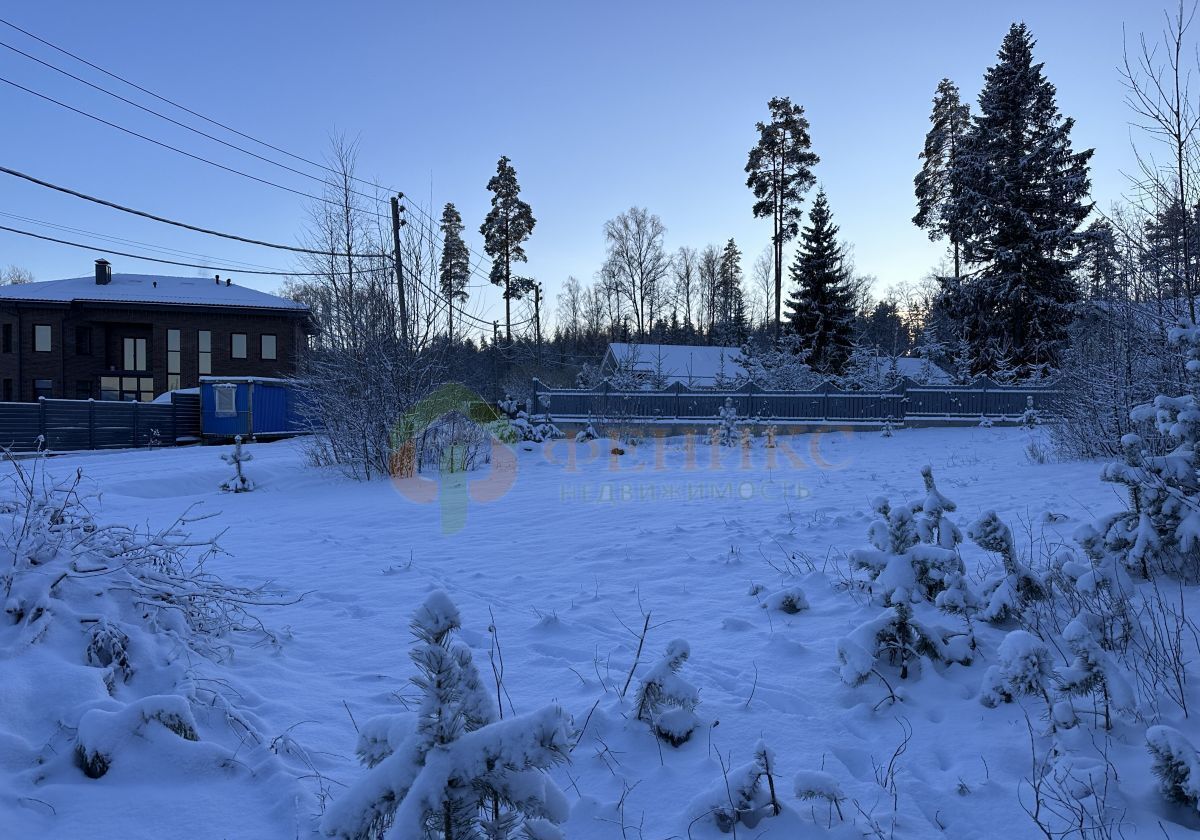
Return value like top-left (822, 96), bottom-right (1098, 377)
top-left (0, 1), bottom-right (1175, 339)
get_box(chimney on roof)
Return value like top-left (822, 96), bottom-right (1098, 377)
top-left (94, 258), bottom-right (111, 286)
top-left (214, 274), bottom-right (220, 285)
top-left (225, 278), bottom-right (231, 287)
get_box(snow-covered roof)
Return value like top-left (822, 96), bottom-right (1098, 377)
top-left (891, 356), bottom-right (953, 384)
top-left (0, 273), bottom-right (309, 313)
top-left (605, 342), bottom-right (747, 386)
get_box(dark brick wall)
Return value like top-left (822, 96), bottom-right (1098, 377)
top-left (0, 301), bottom-right (308, 402)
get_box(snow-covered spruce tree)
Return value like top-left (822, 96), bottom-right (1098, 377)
top-left (1058, 612), bottom-right (1135, 730)
top-left (322, 592), bottom-right (572, 840)
top-left (439, 202), bottom-right (471, 342)
top-left (736, 334), bottom-right (817, 390)
top-left (785, 189), bottom-right (856, 374)
top-left (716, 397), bottom-right (740, 447)
top-left (1075, 322), bottom-right (1200, 582)
top-left (634, 639), bottom-right (701, 746)
top-left (980, 629), bottom-right (1054, 708)
top-left (837, 601), bottom-right (969, 684)
top-left (793, 769), bottom-right (846, 822)
top-left (913, 77), bottom-right (972, 281)
top-left (498, 396), bottom-right (562, 444)
top-left (967, 511), bottom-right (1048, 623)
top-left (220, 434), bottom-right (254, 492)
top-left (691, 741), bottom-right (783, 831)
top-left (1146, 726), bottom-right (1200, 813)
top-left (850, 494), bottom-right (964, 607)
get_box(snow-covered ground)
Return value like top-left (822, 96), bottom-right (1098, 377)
top-left (2, 426), bottom-right (1197, 838)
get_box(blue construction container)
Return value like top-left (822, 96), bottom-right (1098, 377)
top-left (199, 377), bottom-right (305, 440)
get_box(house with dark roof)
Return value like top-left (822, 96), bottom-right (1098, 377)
top-left (0, 259), bottom-right (315, 402)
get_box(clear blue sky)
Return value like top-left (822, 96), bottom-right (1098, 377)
top-left (0, 1), bottom-right (1169, 336)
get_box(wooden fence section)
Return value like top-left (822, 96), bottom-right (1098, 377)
top-left (0, 392), bottom-right (201, 452)
top-left (533, 377), bottom-right (1059, 424)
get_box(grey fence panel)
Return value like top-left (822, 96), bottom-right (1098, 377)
top-left (537, 380), bottom-right (1059, 424)
top-left (92, 403), bottom-right (136, 449)
top-left (0, 403), bottom-right (42, 451)
top-left (138, 405), bottom-right (177, 446)
top-left (173, 393), bottom-right (201, 439)
top-left (43, 400), bottom-right (92, 451)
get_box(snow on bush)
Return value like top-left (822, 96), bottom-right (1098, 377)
top-left (1058, 612), bottom-right (1136, 729)
top-left (689, 741), bottom-right (782, 832)
top-left (1075, 321), bottom-right (1200, 582)
top-left (0, 454), bottom-right (292, 789)
top-left (837, 602), bottom-right (969, 685)
top-left (793, 769), bottom-right (846, 821)
top-left (850, 492), bottom-right (964, 607)
top-left (967, 511), bottom-right (1048, 622)
top-left (716, 397), bottom-right (740, 447)
top-left (1146, 725), bottom-right (1200, 813)
top-left (761, 586), bottom-right (809, 614)
top-left (220, 434), bottom-right (254, 492)
top-left (322, 591), bottom-right (573, 840)
top-left (980, 630), bottom-right (1054, 708)
top-left (499, 395), bottom-right (563, 444)
top-left (634, 638), bottom-right (701, 746)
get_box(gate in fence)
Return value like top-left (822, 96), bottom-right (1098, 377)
top-left (0, 392), bottom-right (201, 453)
top-left (531, 376), bottom-right (1059, 424)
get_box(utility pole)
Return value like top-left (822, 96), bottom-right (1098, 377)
top-left (390, 194), bottom-right (410, 351)
top-left (533, 281), bottom-right (543, 363)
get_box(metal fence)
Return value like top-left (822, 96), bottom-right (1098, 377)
top-left (0, 392), bottom-right (201, 453)
top-left (533, 377), bottom-right (1059, 423)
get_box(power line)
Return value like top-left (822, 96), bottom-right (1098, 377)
top-left (0, 222), bottom-right (361, 277)
top-left (0, 164), bottom-right (386, 259)
top-left (0, 17), bottom-right (498, 270)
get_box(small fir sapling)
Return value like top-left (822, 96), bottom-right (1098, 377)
top-left (1021, 398), bottom-right (1040, 429)
top-left (1058, 613), bottom-right (1136, 730)
top-left (881, 417), bottom-right (894, 438)
top-left (764, 425), bottom-right (778, 448)
top-left (968, 511), bottom-right (1048, 622)
top-left (634, 639), bottom-right (701, 746)
top-left (980, 629), bottom-right (1055, 708)
top-left (322, 592), bottom-right (573, 840)
top-left (1146, 725), bottom-right (1200, 813)
top-left (574, 416), bottom-right (600, 443)
top-left (698, 741), bottom-right (783, 832)
top-left (498, 395), bottom-right (563, 444)
top-left (978, 416), bottom-right (995, 428)
top-left (717, 397), bottom-right (740, 446)
top-left (850, 494), bottom-right (964, 606)
top-left (220, 434), bottom-right (254, 492)
top-left (793, 769), bottom-right (846, 821)
top-left (837, 601), bottom-right (967, 684)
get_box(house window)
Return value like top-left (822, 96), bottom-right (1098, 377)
top-left (123, 337), bottom-right (147, 371)
top-left (167, 329), bottom-right (181, 391)
top-left (261, 334), bottom-right (277, 361)
top-left (198, 330), bottom-right (212, 374)
top-left (2, 379), bottom-right (12, 401)
top-left (2, 324), bottom-right (11, 353)
top-left (33, 379), bottom-right (53, 399)
top-left (100, 376), bottom-right (153, 401)
top-left (231, 333), bottom-right (247, 360)
top-left (34, 325), bottom-right (51, 352)
top-left (214, 383), bottom-right (238, 417)
top-left (75, 380), bottom-right (92, 399)
top-left (75, 326), bottom-right (92, 355)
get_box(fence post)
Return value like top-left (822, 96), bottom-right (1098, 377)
top-left (88, 399), bottom-right (95, 450)
top-left (132, 399), bottom-right (139, 448)
top-left (37, 397), bottom-right (46, 446)
top-left (170, 395), bottom-right (177, 446)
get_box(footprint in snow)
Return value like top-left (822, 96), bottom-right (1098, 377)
top-left (721, 617), bottom-right (754, 632)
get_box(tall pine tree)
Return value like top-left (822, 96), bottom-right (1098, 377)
top-left (950, 23), bottom-right (1093, 374)
top-left (913, 78), bottom-right (971, 280)
top-left (746, 97), bottom-right (820, 338)
top-left (480, 156), bottom-right (536, 343)
top-left (438, 202), bottom-right (470, 341)
top-left (786, 190), bottom-right (856, 373)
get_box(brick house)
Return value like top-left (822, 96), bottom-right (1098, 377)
top-left (0, 260), bottom-right (315, 402)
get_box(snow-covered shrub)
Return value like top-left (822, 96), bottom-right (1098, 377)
top-left (762, 587), bottom-right (809, 615)
top-left (1058, 612), bottom-right (1135, 729)
top-left (1021, 399), bottom-right (1040, 429)
top-left (716, 397), bottom-right (740, 447)
top-left (574, 416), bottom-right (600, 443)
top-left (793, 769), bottom-right (846, 821)
top-left (634, 639), bottom-right (701, 746)
top-left (1075, 322), bottom-right (1200, 582)
top-left (980, 630), bottom-right (1054, 707)
top-left (736, 336), bottom-right (816, 390)
top-left (837, 602), bottom-right (968, 684)
top-left (968, 511), bottom-right (1048, 623)
top-left (220, 434), bottom-right (254, 492)
top-left (850, 495), bottom-right (964, 606)
top-left (323, 591), bottom-right (573, 840)
top-left (1146, 725), bottom-right (1200, 813)
top-left (76, 694), bottom-right (198, 778)
top-left (978, 416), bottom-right (995, 428)
top-left (691, 741), bottom-right (782, 832)
top-left (498, 395), bottom-right (563, 444)
top-left (881, 417), bottom-right (894, 438)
